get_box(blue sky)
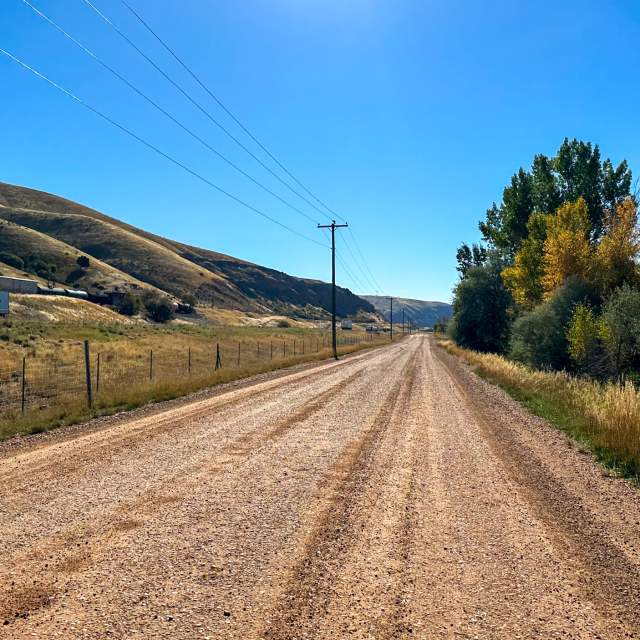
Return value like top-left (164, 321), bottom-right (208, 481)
top-left (1, 1), bottom-right (639, 303)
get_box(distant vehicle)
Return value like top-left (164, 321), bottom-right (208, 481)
top-left (366, 325), bottom-right (379, 333)
top-left (341, 319), bottom-right (353, 330)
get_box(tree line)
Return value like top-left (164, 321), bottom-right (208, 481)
top-left (451, 138), bottom-right (640, 381)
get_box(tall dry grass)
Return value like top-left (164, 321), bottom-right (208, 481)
top-left (440, 340), bottom-right (640, 479)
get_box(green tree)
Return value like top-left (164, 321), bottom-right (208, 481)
top-left (531, 154), bottom-right (561, 214)
top-left (479, 169), bottom-right (533, 256)
top-left (142, 292), bottom-right (175, 323)
top-left (76, 255), bottom-right (90, 269)
top-left (600, 284), bottom-right (640, 381)
top-left (450, 261), bottom-right (512, 353)
top-left (116, 292), bottom-right (141, 317)
top-left (455, 243), bottom-right (487, 278)
top-left (509, 276), bottom-right (593, 370)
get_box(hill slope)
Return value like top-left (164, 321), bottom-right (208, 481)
top-left (0, 182), bottom-right (373, 317)
top-left (362, 295), bottom-right (452, 328)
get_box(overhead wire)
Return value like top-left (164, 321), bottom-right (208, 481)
top-left (0, 47), bottom-right (328, 249)
top-left (79, 0), bottom-right (332, 223)
top-left (20, 0), bottom-right (321, 227)
top-left (90, 0), bottom-right (384, 294)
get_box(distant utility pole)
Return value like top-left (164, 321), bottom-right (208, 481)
top-left (389, 297), bottom-right (393, 341)
top-left (318, 219), bottom-right (348, 360)
top-left (402, 307), bottom-right (405, 335)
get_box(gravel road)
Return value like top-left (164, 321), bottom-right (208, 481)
top-left (1, 335), bottom-right (639, 639)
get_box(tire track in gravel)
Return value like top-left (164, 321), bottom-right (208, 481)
top-left (0, 350), bottom-right (384, 490)
top-left (260, 344), bottom-right (422, 639)
top-left (433, 341), bottom-right (640, 637)
top-left (0, 370), bottom-right (368, 627)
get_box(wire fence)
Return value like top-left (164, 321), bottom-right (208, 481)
top-left (0, 331), bottom-right (384, 419)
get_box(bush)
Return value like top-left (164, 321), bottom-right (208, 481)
top-left (600, 284), bottom-right (640, 380)
top-left (76, 255), bottom-right (90, 269)
top-left (116, 292), bottom-right (141, 317)
top-left (0, 252), bottom-right (24, 269)
top-left (142, 292), bottom-right (174, 323)
top-left (450, 261), bottom-right (512, 353)
top-left (181, 293), bottom-right (196, 307)
top-left (509, 276), bottom-right (593, 370)
top-left (277, 319), bottom-right (291, 328)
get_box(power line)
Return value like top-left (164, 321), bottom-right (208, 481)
top-left (80, 0), bottom-right (331, 223)
top-left (99, 0), bottom-right (384, 295)
top-left (335, 252), bottom-right (367, 293)
top-left (0, 48), bottom-right (328, 249)
top-left (20, 0), bottom-right (321, 229)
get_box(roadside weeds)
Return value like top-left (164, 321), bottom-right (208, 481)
top-left (0, 341), bottom-right (383, 442)
top-left (437, 338), bottom-right (640, 483)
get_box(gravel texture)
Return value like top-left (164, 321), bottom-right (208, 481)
top-left (1, 335), bottom-right (639, 638)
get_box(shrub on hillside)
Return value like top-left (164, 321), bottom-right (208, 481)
top-left (76, 255), bottom-right (90, 269)
top-left (0, 252), bottom-right (24, 270)
top-left (116, 292), bottom-right (141, 317)
top-left (277, 319), bottom-right (291, 328)
top-left (142, 292), bottom-right (174, 323)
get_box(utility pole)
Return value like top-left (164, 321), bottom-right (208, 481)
top-left (402, 307), bottom-right (405, 335)
top-left (318, 220), bottom-right (348, 359)
top-left (389, 297), bottom-right (393, 341)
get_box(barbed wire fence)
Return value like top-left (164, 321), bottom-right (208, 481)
top-left (0, 331), bottom-right (384, 420)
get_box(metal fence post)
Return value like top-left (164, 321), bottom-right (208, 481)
top-left (188, 347), bottom-right (191, 375)
top-left (149, 349), bottom-right (153, 381)
top-left (270, 340), bottom-right (273, 361)
top-left (237, 341), bottom-right (241, 367)
top-left (96, 352), bottom-right (101, 394)
top-left (84, 340), bottom-right (93, 408)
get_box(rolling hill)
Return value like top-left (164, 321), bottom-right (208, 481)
top-left (0, 182), bottom-right (374, 318)
top-left (361, 295), bottom-right (452, 328)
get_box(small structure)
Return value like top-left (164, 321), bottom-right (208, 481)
top-left (341, 319), bottom-right (353, 330)
top-left (0, 291), bottom-right (8, 316)
top-left (0, 276), bottom-right (38, 294)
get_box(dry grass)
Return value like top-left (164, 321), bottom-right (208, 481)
top-left (0, 339), bottom-right (383, 441)
top-left (439, 339), bottom-right (640, 480)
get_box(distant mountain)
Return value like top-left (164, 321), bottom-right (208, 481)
top-left (361, 295), bottom-right (452, 328)
top-left (0, 182), bottom-right (374, 318)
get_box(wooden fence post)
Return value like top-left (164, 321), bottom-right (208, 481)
top-left (84, 340), bottom-right (93, 408)
top-left (237, 342), bottom-right (241, 367)
top-left (96, 352), bottom-right (101, 394)
top-left (215, 343), bottom-right (222, 370)
top-left (149, 349), bottom-right (153, 381)
top-left (188, 347), bottom-right (191, 375)
top-left (21, 356), bottom-right (26, 414)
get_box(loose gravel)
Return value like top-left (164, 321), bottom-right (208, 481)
top-left (0, 336), bottom-right (639, 639)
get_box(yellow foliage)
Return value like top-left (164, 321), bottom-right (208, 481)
top-left (593, 198), bottom-right (640, 291)
top-left (502, 212), bottom-right (548, 307)
top-left (542, 198), bottom-right (592, 295)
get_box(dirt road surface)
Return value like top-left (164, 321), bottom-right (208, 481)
top-left (1, 335), bottom-right (640, 639)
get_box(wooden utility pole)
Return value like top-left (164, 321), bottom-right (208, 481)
top-left (402, 307), bottom-right (405, 335)
top-left (389, 297), bottom-right (393, 341)
top-left (318, 220), bottom-right (348, 359)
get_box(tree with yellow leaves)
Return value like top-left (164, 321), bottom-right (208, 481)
top-left (593, 198), bottom-right (640, 292)
top-left (502, 212), bottom-right (548, 308)
top-left (542, 198), bottom-right (593, 295)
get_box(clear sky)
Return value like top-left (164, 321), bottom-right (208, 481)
top-left (2, 1), bottom-right (640, 303)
